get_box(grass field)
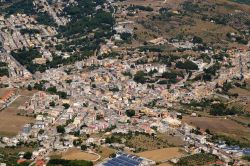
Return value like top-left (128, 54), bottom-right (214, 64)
top-left (137, 147), bottom-right (185, 162)
top-left (183, 116), bottom-right (250, 144)
top-left (0, 89), bottom-right (35, 137)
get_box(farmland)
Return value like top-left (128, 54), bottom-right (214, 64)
top-left (176, 153), bottom-right (218, 166)
top-left (229, 87), bottom-right (250, 113)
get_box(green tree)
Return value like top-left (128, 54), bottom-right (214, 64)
top-left (49, 101), bottom-right (55, 107)
top-left (133, 71), bottom-right (147, 84)
top-left (81, 144), bottom-right (87, 151)
top-left (57, 125), bottom-right (65, 134)
top-left (62, 103), bottom-right (70, 109)
top-left (126, 109), bottom-right (135, 117)
top-left (27, 84), bottom-right (32, 91)
top-left (176, 60), bottom-right (198, 70)
top-left (192, 36), bottom-right (203, 44)
top-left (23, 151), bottom-right (32, 159)
top-left (47, 86), bottom-right (57, 94)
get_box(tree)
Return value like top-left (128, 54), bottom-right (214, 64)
top-left (133, 71), bottom-right (147, 84)
top-left (192, 36), bottom-right (203, 44)
top-left (81, 144), bottom-right (87, 151)
top-left (57, 91), bottom-right (67, 99)
top-left (57, 125), bottom-right (65, 134)
top-left (38, 129), bottom-right (44, 135)
top-left (27, 84), bottom-right (32, 91)
top-left (23, 151), bottom-right (32, 159)
top-left (62, 103), bottom-right (70, 109)
top-left (162, 72), bottom-right (177, 79)
top-left (205, 129), bottom-right (211, 134)
top-left (125, 109), bottom-right (135, 117)
top-left (49, 101), bottom-right (55, 107)
top-left (177, 114), bottom-right (182, 119)
top-left (109, 153), bottom-right (116, 158)
top-left (73, 139), bottom-right (82, 146)
top-left (47, 86), bottom-right (57, 94)
top-left (176, 60), bottom-right (198, 70)
top-left (120, 32), bottom-right (132, 42)
top-left (96, 114), bottom-right (102, 120)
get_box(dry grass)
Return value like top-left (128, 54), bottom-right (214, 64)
top-left (157, 133), bottom-right (184, 147)
top-left (0, 110), bottom-right (34, 136)
top-left (183, 116), bottom-right (250, 143)
top-left (97, 146), bottom-right (116, 160)
top-left (137, 147), bottom-right (185, 162)
top-left (61, 148), bottom-right (99, 161)
top-left (230, 87), bottom-right (250, 96)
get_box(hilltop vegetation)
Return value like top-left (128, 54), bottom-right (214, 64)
top-left (127, 0), bottom-right (250, 48)
top-left (231, 0), bottom-right (250, 5)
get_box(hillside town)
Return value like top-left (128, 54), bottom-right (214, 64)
top-left (0, 0), bottom-right (250, 166)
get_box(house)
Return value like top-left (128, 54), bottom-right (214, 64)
top-left (22, 124), bottom-right (31, 134)
top-left (0, 89), bottom-right (16, 104)
top-left (36, 160), bottom-right (45, 166)
top-left (195, 135), bottom-right (207, 144)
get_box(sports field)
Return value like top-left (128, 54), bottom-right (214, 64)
top-left (0, 89), bottom-right (35, 136)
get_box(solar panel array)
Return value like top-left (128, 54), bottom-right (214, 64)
top-left (243, 149), bottom-right (250, 155)
top-left (103, 152), bottom-right (144, 166)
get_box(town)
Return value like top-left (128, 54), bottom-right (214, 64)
top-left (0, 0), bottom-right (250, 166)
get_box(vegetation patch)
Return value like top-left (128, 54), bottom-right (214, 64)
top-left (176, 153), bottom-right (218, 166)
